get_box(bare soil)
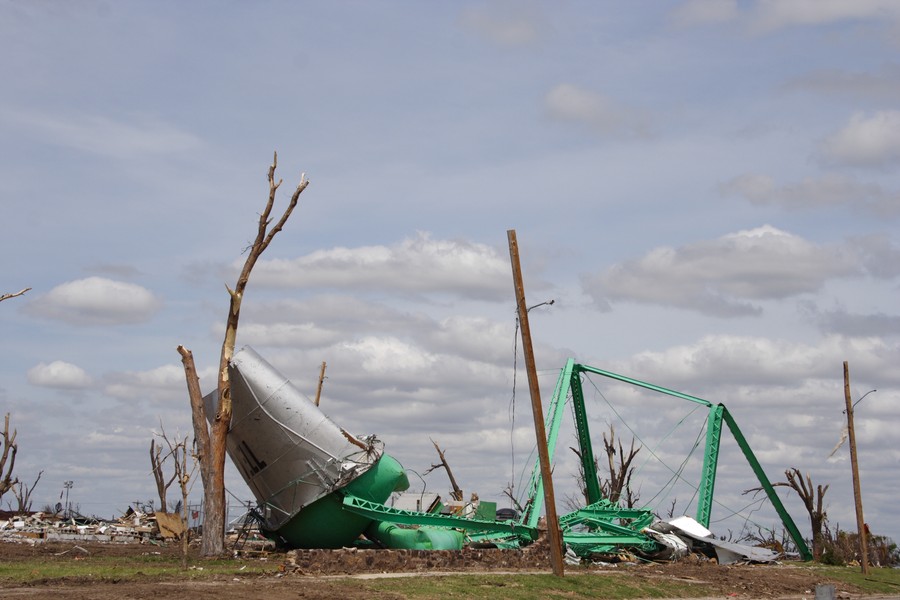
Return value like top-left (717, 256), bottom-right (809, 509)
top-left (0, 539), bottom-right (869, 599)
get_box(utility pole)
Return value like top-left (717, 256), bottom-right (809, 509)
top-left (63, 480), bottom-right (73, 519)
top-left (507, 229), bottom-right (565, 577)
top-left (843, 361), bottom-right (869, 575)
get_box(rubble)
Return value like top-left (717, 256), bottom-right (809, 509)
top-left (0, 509), bottom-right (183, 545)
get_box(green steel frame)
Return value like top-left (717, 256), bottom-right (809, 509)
top-left (522, 360), bottom-right (812, 561)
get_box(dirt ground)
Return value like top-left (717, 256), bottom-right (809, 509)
top-left (0, 539), bottom-right (872, 600)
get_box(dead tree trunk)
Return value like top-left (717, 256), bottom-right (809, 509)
top-left (150, 438), bottom-right (177, 511)
top-left (785, 467), bottom-right (829, 561)
top-left (424, 439), bottom-right (464, 501)
top-left (569, 425), bottom-right (641, 508)
top-left (0, 413), bottom-right (18, 501)
top-left (179, 152), bottom-right (308, 557)
top-left (13, 470), bottom-right (41, 513)
top-left (601, 425), bottom-right (640, 507)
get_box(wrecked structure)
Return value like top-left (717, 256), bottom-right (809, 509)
top-left (206, 346), bottom-right (811, 563)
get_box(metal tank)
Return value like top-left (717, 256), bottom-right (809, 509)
top-left (204, 346), bottom-right (409, 548)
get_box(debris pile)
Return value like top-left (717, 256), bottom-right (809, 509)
top-left (0, 509), bottom-right (186, 545)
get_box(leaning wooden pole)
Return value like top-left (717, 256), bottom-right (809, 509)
top-left (843, 361), bottom-right (869, 575)
top-left (507, 229), bottom-right (565, 577)
top-left (314, 361), bottom-right (327, 407)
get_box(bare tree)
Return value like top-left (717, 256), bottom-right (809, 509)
top-left (154, 426), bottom-right (194, 569)
top-left (600, 425), bottom-right (641, 507)
top-left (744, 467), bottom-right (829, 561)
top-left (150, 438), bottom-right (178, 512)
top-left (423, 439), bottom-right (464, 501)
top-left (785, 467), bottom-right (829, 561)
top-left (12, 470), bottom-right (42, 513)
top-left (0, 413), bottom-right (18, 501)
top-left (0, 288), bottom-right (31, 303)
top-left (179, 152), bottom-right (308, 556)
top-left (570, 424), bottom-right (641, 508)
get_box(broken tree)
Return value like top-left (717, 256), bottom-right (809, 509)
top-left (0, 288), bottom-right (30, 303)
top-left (150, 437), bottom-right (177, 512)
top-left (0, 413), bottom-right (17, 502)
top-left (424, 439), bottom-right (464, 501)
top-left (178, 152), bottom-right (308, 557)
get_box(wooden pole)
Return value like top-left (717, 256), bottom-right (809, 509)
top-left (314, 361), bottom-right (326, 407)
top-left (507, 229), bottom-right (565, 577)
top-left (843, 361), bottom-right (869, 575)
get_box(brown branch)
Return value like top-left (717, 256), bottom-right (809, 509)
top-left (425, 439), bottom-right (463, 501)
top-left (177, 346), bottom-right (211, 490)
top-left (341, 428), bottom-right (369, 451)
top-left (0, 288), bottom-right (31, 303)
top-left (13, 470), bottom-right (42, 513)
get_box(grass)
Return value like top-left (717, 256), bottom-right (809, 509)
top-left (805, 564), bottom-right (900, 595)
top-left (2, 551), bottom-right (899, 600)
top-left (0, 551), bottom-right (278, 584)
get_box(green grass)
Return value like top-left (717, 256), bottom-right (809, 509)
top-left (3, 553), bottom-right (899, 600)
top-left (806, 565), bottom-right (900, 595)
top-left (0, 552), bottom-right (277, 584)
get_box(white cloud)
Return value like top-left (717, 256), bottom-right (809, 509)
top-left (237, 322), bottom-right (342, 348)
top-left (670, 0), bottom-right (739, 27)
top-left (459, 2), bottom-right (542, 46)
top-left (819, 111), bottom-right (900, 168)
top-left (27, 360), bottom-right (93, 389)
top-left (719, 173), bottom-right (900, 217)
top-left (582, 226), bottom-right (862, 317)
top-left (104, 364), bottom-right (214, 403)
top-left (0, 107), bottom-right (203, 159)
top-left (248, 233), bottom-right (511, 300)
top-left (25, 277), bottom-right (162, 325)
top-left (615, 334), bottom-right (900, 391)
top-left (750, 0), bottom-right (900, 32)
top-left (544, 84), bottom-right (649, 137)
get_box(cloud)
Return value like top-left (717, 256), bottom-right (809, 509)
top-left (24, 277), bottom-right (162, 325)
top-left (800, 301), bottom-right (900, 337)
top-left (581, 225), bottom-right (862, 317)
top-left (544, 84), bottom-right (650, 138)
top-left (0, 107), bottom-right (203, 159)
top-left (248, 233), bottom-right (511, 301)
top-left (615, 334), bottom-right (900, 390)
top-left (850, 233), bottom-right (900, 277)
top-left (818, 111), bottom-right (900, 168)
top-left (103, 364), bottom-right (194, 402)
top-left (27, 361), bottom-right (93, 389)
top-left (458, 2), bottom-right (542, 46)
top-left (719, 173), bottom-right (900, 217)
top-left (749, 0), bottom-right (900, 33)
top-left (782, 64), bottom-right (900, 103)
top-left (670, 0), bottom-right (739, 27)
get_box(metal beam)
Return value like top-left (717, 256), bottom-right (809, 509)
top-left (341, 495), bottom-right (538, 539)
top-left (574, 364), bottom-right (713, 408)
top-left (696, 404), bottom-right (724, 527)
top-left (722, 407), bottom-right (812, 561)
top-left (570, 369), bottom-right (602, 505)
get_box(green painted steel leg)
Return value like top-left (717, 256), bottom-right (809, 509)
top-left (722, 408), bottom-right (812, 561)
top-left (696, 404), bottom-right (724, 527)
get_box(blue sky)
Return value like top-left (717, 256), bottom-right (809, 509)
top-left (2, 1), bottom-right (899, 548)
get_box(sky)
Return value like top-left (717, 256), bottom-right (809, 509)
top-left (2, 0), bottom-right (899, 549)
